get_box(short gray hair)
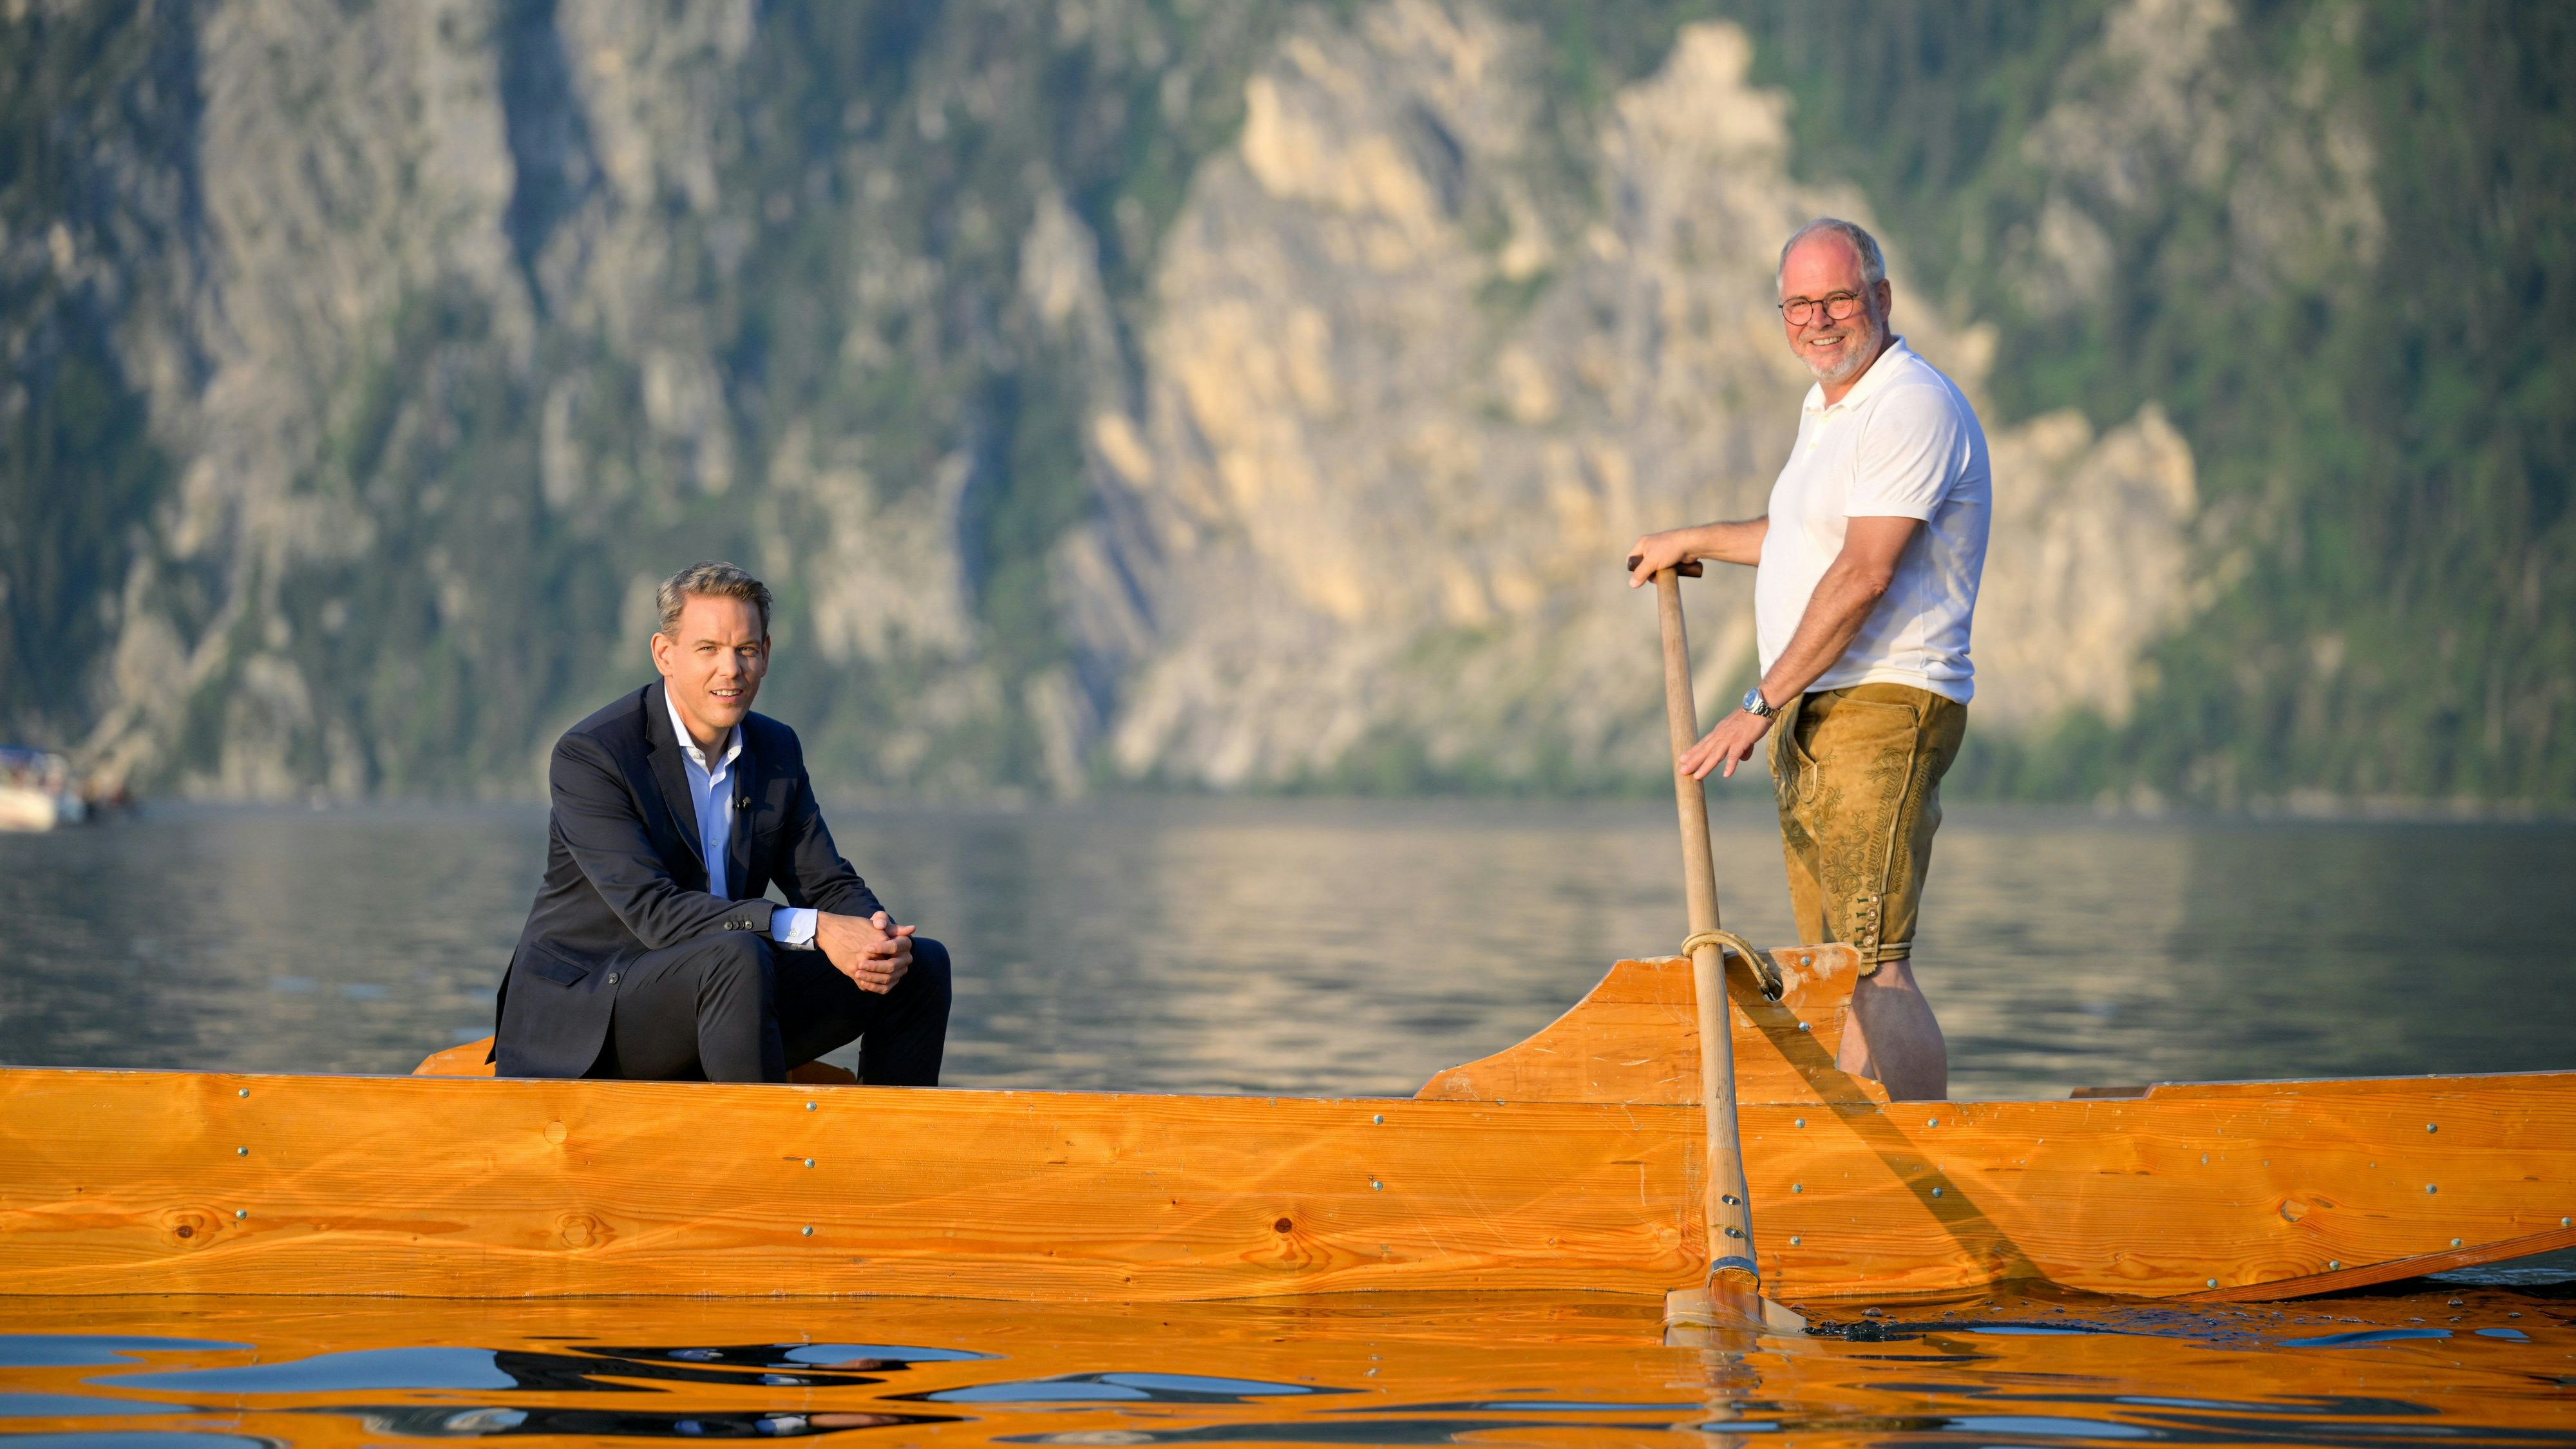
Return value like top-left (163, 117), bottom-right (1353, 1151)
top-left (655, 560), bottom-right (772, 637)
top-left (1777, 217), bottom-right (1886, 289)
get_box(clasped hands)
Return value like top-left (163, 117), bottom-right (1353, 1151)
top-left (815, 909), bottom-right (914, 994)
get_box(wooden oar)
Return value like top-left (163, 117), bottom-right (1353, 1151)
top-left (1642, 559), bottom-right (1806, 1337)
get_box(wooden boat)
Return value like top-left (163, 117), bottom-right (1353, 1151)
top-left (2, 942), bottom-right (2566, 1305)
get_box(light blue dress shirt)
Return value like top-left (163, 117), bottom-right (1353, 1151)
top-left (665, 688), bottom-right (816, 949)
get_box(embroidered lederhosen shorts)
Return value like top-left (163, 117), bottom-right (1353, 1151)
top-left (1768, 681), bottom-right (1967, 972)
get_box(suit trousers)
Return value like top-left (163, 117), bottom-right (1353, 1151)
top-left (583, 932), bottom-right (951, 1085)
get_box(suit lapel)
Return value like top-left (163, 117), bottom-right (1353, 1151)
top-left (643, 680), bottom-right (705, 872)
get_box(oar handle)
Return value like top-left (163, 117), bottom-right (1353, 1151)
top-left (1627, 554), bottom-right (1705, 578)
top-left (1656, 571), bottom-right (1723, 936)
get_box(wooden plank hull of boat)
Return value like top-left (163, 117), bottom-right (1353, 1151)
top-left (1, 954), bottom-right (2566, 1303)
top-left (1417, 951), bottom-right (2576, 1302)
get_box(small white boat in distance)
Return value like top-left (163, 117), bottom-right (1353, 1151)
top-left (0, 746), bottom-right (88, 832)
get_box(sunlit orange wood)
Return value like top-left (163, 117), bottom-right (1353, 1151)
top-left (412, 1039), bottom-right (493, 1075)
top-left (1417, 951), bottom-right (1886, 1106)
top-left (1738, 1071), bottom-right (2576, 1300)
top-left (3, 957), bottom-right (2568, 1304)
top-left (0, 1068), bottom-right (1704, 1301)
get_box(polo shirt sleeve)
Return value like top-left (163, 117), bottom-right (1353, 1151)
top-left (1846, 382), bottom-right (1968, 520)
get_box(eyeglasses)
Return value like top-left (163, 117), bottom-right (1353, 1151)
top-left (1778, 290), bottom-right (1868, 327)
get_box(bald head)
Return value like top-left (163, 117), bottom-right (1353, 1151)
top-left (1776, 218), bottom-right (1885, 290)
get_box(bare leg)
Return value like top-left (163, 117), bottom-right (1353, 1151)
top-left (1835, 955), bottom-right (1948, 1101)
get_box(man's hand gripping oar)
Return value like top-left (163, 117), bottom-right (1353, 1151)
top-left (1633, 555), bottom-right (1809, 1340)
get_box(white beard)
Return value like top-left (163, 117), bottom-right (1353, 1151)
top-left (1800, 314), bottom-right (1886, 384)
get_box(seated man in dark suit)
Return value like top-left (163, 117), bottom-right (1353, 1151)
top-left (494, 560), bottom-right (950, 1083)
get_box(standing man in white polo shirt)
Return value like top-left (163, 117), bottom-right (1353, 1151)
top-left (1626, 217), bottom-right (1991, 1102)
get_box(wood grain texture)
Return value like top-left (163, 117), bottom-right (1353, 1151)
top-left (0, 1068), bottom-right (1705, 1301)
top-left (1737, 1072), bottom-right (2576, 1300)
top-left (1416, 952), bottom-right (1886, 1106)
top-left (2175, 1222), bottom-right (2576, 1302)
top-left (8, 961), bottom-right (2570, 1303)
top-left (1, 1058), bottom-right (2566, 1302)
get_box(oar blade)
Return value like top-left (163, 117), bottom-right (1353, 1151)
top-left (1662, 1283), bottom-right (1808, 1341)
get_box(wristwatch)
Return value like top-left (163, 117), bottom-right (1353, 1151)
top-left (1741, 685), bottom-right (1778, 719)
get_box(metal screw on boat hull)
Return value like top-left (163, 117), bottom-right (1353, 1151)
top-left (234, 1147), bottom-right (247, 1156)
top-left (2329, 1260), bottom-right (2341, 1270)
top-left (801, 1226), bottom-right (813, 1236)
top-left (804, 1159), bottom-right (815, 1168)
top-left (233, 1210), bottom-right (246, 1220)
top-left (2207, 1279), bottom-right (2218, 1289)
top-left (805, 1102), bottom-right (815, 1111)
top-left (1788, 1236), bottom-right (1801, 1246)
top-left (1372, 1114), bottom-right (1383, 1124)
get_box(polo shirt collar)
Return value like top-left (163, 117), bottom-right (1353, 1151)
top-left (663, 684), bottom-right (741, 772)
top-left (1803, 335), bottom-right (1916, 417)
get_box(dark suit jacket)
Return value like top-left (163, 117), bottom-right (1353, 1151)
top-left (493, 680), bottom-right (886, 1077)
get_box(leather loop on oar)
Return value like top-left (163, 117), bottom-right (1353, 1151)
top-left (1680, 929), bottom-right (1783, 1001)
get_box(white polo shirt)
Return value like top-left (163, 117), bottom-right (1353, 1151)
top-left (1754, 337), bottom-right (1991, 705)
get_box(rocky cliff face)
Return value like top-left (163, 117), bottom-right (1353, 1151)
top-left (1075, 9), bottom-right (2199, 789)
top-left (6, 0), bottom-right (2206, 799)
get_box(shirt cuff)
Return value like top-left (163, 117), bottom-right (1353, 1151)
top-left (770, 906), bottom-right (819, 949)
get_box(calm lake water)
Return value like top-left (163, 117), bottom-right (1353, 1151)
top-left (2, 801), bottom-right (2571, 1444)
top-left (0, 1285), bottom-right (2569, 1448)
top-left (1, 799), bottom-right (2570, 1099)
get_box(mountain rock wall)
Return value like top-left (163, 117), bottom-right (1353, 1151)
top-left (1074, 8), bottom-right (2196, 786)
top-left (6, 0), bottom-right (2204, 799)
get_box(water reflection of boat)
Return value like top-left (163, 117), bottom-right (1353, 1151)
top-left (0, 1285), bottom-right (2559, 1448)
top-left (1, 945), bottom-right (2564, 1305)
